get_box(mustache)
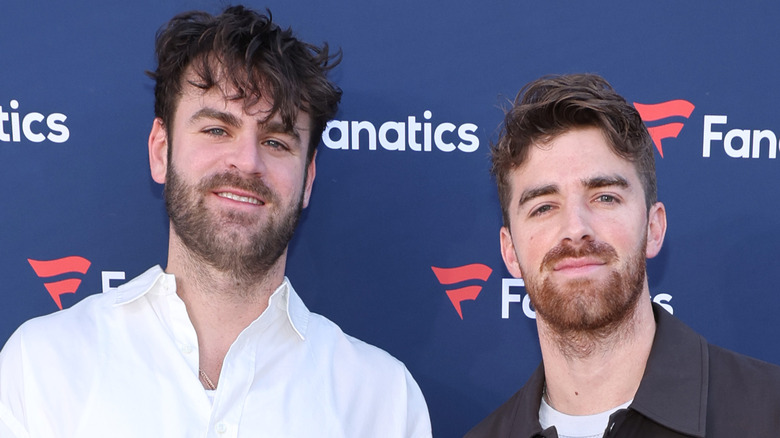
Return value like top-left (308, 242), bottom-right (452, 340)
top-left (198, 172), bottom-right (278, 204)
top-left (541, 240), bottom-right (619, 272)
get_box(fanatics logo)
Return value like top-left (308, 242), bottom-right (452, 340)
top-left (28, 256), bottom-right (91, 309)
top-left (431, 264), bottom-right (492, 319)
top-left (633, 99), bottom-right (695, 158)
top-left (322, 110), bottom-right (480, 153)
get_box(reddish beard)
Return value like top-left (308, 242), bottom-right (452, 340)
top-left (525, 238), bottom-right (647, 337)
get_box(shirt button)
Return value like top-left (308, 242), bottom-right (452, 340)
top-left (180, 344), bottom-right (193, 354)
top-left (215, 422), bottom-right (227, 434)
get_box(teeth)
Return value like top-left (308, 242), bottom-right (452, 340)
top-left (217, 192), bottom-right (262, 205)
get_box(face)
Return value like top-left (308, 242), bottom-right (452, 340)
top-left (500, 127), bottom-right (666, 334)
top-left (148, 75), bottom-right (315, 279)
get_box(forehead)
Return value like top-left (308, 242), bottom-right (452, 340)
top-left (510, 127), bottom-right (640, 192)
top-left (177, 67), bottom-right (270, 115)
top-left (173, 71), bottom-right (312, 136)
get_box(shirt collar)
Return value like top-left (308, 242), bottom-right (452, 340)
top-left (268, 277), bottom-right (309, 341)
top-left (110, 265), bottom-right (310, 341)
top-left (111, 265), bottom-right (167, 305)
top-left (628, 303), bottom-right (709, 437)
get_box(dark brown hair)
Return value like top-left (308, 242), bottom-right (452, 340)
top-left (492, 73), bottom-right (656, 226)
top-left (148, 5), bottom-right (342, 162)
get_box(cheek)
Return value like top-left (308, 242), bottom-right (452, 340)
top-left (270, 166), bottom-right (306, 196)
top-left (521, 227), bottom-right (549, 256)
top-left (170, 144), bottom-right (208, 175)
top-left (513, 233), bottom-right (543, 269)
top-left (599, 216), bottom-right (647, 254)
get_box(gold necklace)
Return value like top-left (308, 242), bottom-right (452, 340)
top-left (199, 369), bottom-right (217, 390)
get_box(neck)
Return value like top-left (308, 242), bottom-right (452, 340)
top-left (538, 292), bottom-right (656, 415)
top-left (165, 228), bottom-right (288, 386)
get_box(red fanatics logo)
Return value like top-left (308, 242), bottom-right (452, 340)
top-left (28, 256), bottom-right (91, 309)
top-left (431, 264), bottom-right (492, 319)
top-left (634, 99), bottom-right (695, 157)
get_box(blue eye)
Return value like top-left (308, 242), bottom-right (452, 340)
top-left (531, 204), bottom-right (553, 216)
top-left (205, 127), bottom-right (227, 136)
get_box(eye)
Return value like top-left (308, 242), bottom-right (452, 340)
top-left (264, 139), bottom-right (290, 151)
top-left (530, 204), bottom-right (553, 217)
top-left (595, 194), bottom-right (619, 203)
top-left (204, 127), bottom-right (227, 137)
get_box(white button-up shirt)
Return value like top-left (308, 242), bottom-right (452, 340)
top-left (0, 266), bottom-right (431, 437)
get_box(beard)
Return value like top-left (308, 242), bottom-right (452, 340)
top-left (164, 162), bottom-right (304, 282)
top-left (523, 237), bottom-right (647, 343)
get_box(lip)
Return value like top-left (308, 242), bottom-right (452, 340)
top-left (552, 257), bottom-right (606, 273)
top-left (212, 188), bottom-right (265, 206)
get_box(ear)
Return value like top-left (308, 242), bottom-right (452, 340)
top-left (645, 201), bottom-right (667, 259)
top-left (500, 226), bottom-right (524, 279)
top-left (149, 118), bottom-right (169, 184)
top-left (301, 149), bottom-right (317, 208)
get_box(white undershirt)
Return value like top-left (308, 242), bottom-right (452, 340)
top-left (539, 397), bottom-right (632, 438)
top-left (205, 389), bottom-right (216, 405)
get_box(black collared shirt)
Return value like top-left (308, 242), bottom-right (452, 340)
top-left (465, 303), bottom-right (780, 437)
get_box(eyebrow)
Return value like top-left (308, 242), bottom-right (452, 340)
top-left (583, 175), bottom-right (630, 190)
top-left (262, 120), bottom-right (301, 142)
top-left (516, 175), bottom-right (630, 208)
top-left (517, 184), bottom-right (559, 208)
top-left (188, 108), bottom-right (242, 128)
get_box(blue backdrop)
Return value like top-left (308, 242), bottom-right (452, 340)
top-left (2, 1), bottom-right (779, 436)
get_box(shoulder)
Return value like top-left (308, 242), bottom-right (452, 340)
top-left (0, 282), bottom-right (113, 415)
top-left (3, 290), bottom-right (110, 352)
top-left (291, 293), bottom-right (431, 436)
top-left (0, 266), bottom-right (163, 362)
top-left (704, 343), bottom-right (780, 433)
top-left (306, 311), bottom-right (409, 374)
top-left (707, 342), bottom-right (780, 395)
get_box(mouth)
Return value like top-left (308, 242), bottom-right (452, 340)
top-left (552, 257), bottom-right (606, 273)
top-left (215, 191), bottom-right (265, 206)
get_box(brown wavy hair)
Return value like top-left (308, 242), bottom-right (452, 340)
top-left (148, 5), bottom-right (342, 163)
top-left (492, 73), bottom-right (656, 226)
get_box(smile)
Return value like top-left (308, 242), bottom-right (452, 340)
top-left (216, 192), bottom-right (264, 205)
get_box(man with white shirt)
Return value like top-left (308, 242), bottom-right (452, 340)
top-left (0, 6), bottom-right (430, 437)
top-left (465, 73), bottom-right (780, 437)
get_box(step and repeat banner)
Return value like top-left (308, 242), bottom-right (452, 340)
top-left (2, 1), bottom-right (779, 436)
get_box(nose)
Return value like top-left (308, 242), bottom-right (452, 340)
top-left (560, 202), bottom-right (594, 245)
top-left (227, 134), bottom-right (265, 175)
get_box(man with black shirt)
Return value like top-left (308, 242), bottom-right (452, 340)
top-left (466, 73), bottom-right (780, 437)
